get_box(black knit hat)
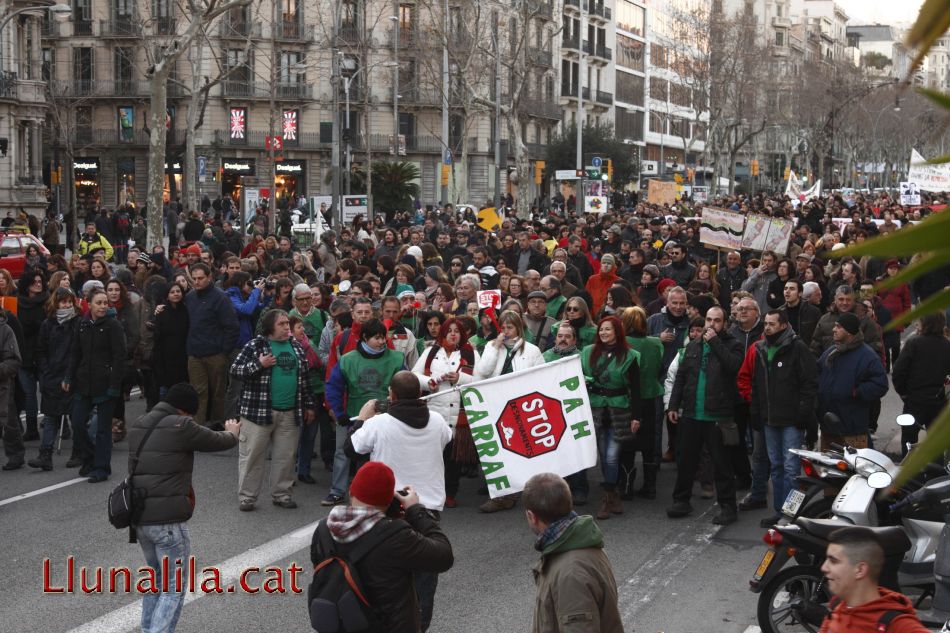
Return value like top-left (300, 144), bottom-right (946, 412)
top-left (164, 383), bottom-right (199, 415)
top-left (836, 312), bottom-right (861, 336)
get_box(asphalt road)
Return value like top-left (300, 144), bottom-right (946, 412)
top-left (0, 385), bottom-right (912, 633)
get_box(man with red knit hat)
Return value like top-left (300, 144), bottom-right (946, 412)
top-left (310, 461), bottom-right (454, 633)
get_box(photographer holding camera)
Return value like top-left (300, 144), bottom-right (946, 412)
top-left (343, 370), bottom-right (452, 632)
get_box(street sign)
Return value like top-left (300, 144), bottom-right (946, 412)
top-left (342, 195), bottom-right (368, 222)
top-left (444, 149), bottom-right (453, 165)
top-left (555, 169), bottom-right (580, 180)
top-left (197, 155), bottom-right (207, 183)
top-left (591, 156), bottom-right (602, 168)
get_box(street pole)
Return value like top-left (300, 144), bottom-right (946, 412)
top-left (493, 27), bottom-right (501, 210)
top-left (576, 2), bottom-right (585, 214)
top-left (658, 113), bottom-right (665, 178)
top-left (440, 0), bottom-right (449, 205)
top-left (267, 0), bottom-right (277, 233)
top-left (392, 5), bottom-right (400, 157)
top-left (331, 11), bottom-right (341, 227)
top-left (345, 76), bottom-right (351, 195)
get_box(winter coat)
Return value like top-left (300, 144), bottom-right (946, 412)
top-left (113, 300), bottom-right (141, 371)
top-left (892, 333), bottom-right (950, 408)
top-left (581, 345), bottom-right (643, 441)
top-left (716, 266), bottom-right (747, 312)
top-left (741, 267), bottom-right (777, 314)
top-left (67, 314), bottom-right (126, 398)
top-left (151, 302), bottom-right (190, 389)
top-left (817, 332), bottom-right (888, 436)
top-left (669, 329), bottom-right (744, 419)
top-left (475, 338), bottom-right (544, 379)
top-left (647, 309), bottom-right (690, 371)
top-left (128, 402), bottom-right (237, 526)
top-left (524, 315), bottom-right (557, 353)
top-left (309, 506), bottom-right (454, 633)
top-left (810, 307), bottom-right (883, 358)
top-left (0, 316), bottom-right (21, 431)
top-left (412, 345), bottom-right (480, 427)
top-left (76, 232), bottom-right (114, 261)
top-left (737, 327), bottom-right (818, 429)
top-left (35, 314), bottom-right (78, 416)
top-left (184, 285), bottom-right (239, 357)
top-left (531, 516), bottom-right (623, 633)
top-left (627, 335), bottom-right (665, 399)
top-left (766, 275), bottom-right (792, 310)
top-left (225, 285), bottom-right (263, 349)
top-left (585, 270), bottom-right (618, 317)
top-left (819, 588), bottom-right (930, 633)
top-left (15, 291), bottom-right (48, 371)
top-left (877, 283), bottom-right (911, 332)
top-left (660, 260), bottom-right (695, 288)
top-left (780, 301), bottom-right (822, 348)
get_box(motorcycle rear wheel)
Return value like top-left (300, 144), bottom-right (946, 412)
top-left (757, 565), bottom-right (830, 633)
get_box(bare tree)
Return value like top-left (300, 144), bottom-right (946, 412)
top-left (144, 0), bottom-right (251, 249)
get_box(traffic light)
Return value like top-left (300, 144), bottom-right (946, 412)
top-left (751, 159), bottom-right (759, 177)
top-left (535, 160), bottom-right (545, 185)
top-left (605, 158), bottom-right (613, 181)
top-left (441, 164), bottom-right (450, 186)
top-left (784, 167), bottom-right (791, 181)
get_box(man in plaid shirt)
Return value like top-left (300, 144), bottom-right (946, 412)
top-left (230, 309), bottom-right (316, 511)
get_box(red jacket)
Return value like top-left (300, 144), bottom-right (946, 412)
top-left (585, 270), bottom-right (618, 316)
top-left (877, 284), bottom-right (911, 331)
top-left (819, 588), bottom-right (930, 633)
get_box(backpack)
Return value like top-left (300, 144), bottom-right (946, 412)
top-left (308, 519), bottom-right (407, 632)
top-left (116, 213), bottom-right (130, 232)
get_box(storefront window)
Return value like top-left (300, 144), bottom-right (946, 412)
top-left (74, 158), bottom-right (100, 213)
top-left (274, 159), bottom-right (305, 208)
top-left (117, 158), bottom-right (135, 206)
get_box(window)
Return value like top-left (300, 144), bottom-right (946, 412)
top-left (42, 48), bottom-right (53, 82)
top-left (616, 34), bottom-right (644, 71)
top-left (225, 49), bottom-right (251, 82)
top-left (279, 51), bottom-right (303, 83)
top-left (649, 111), bottom-right (665, 134)
top-left (617, 0), bottom-right (645, 36)
top-left (114, 48), bottom-right (133, 89)
top-left (74, 0), bottom-right (92, 34)
top-left (281, 0), bottom-right (298, 23)
top-left (775, 30), bottom-right (784, 46)
top-left (1, 237), bottom-right (20, 256)
top-left (616, 71), bottom-right (644, 106)
top-left (669, 117), bottom-right (690, 138)
top-left (649, 76), bottom-right (668, 101)
top-left (670, 82), bottom-right (691, 108)
top-left (650, 43), bottom-right (668, 68)
top-left (73, 47), bottom-right (93, 94)
top-left (616, 108), bottom-right (644, 142)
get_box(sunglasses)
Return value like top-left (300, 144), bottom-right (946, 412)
top-left (565, 306), bottom-right (582, 313)
top-left (451, 262), bottom-right (462, 267)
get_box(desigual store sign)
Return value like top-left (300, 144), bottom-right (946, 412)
top-left (222, 160), bottom-right (255, 175)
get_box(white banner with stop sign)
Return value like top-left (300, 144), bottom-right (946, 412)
top-left (429, 356), bottom-right (597, 499)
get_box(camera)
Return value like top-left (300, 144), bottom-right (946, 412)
top-left (374, 400), bottom-right (390, 414)
top-left (264, 277), bottom-right (276, 291)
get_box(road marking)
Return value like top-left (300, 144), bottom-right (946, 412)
top-left (742, 627), bottom-right (761, 633)
top-left (66, 518), bottom-right (321, 633)
top-left (0, 477), bottom-right (85, 507)
top-left (618, 505), bottom-right (722, 624)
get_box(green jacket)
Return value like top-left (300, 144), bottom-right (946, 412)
top-left (542, 347), bottom-right (578, 363)
top-left (627, 335), bottom-right (665, 399)
top-left (532, 516), bottom-right (622, 633)
top-left (335, 347), bottom-right (404, 418)
top-left (580, 345), bottom-right (641, 411)
top-left (551, 322), bottom-right (597, 348)
top-left (546, 295), bottom-right (567, 319)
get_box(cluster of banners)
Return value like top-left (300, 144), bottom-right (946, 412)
top-left (699, 207), bottom-right (794, 255)
top-left (647, 179), bottom-right (680, 206)
top-left (785, 170), bottom-right (822, 206)
top-left (426, 357), bottom-right (597, 499)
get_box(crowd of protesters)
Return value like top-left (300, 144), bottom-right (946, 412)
top-left (1, 187), bottom-right (948, 631)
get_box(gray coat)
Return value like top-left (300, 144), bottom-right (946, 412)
top-left (128, 402), bottom-right (237, 525)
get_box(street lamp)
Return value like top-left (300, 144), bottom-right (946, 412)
top-left (340, 57), bottom-right (397, 194)
top-left (0, 1), bottom-right (70, 31)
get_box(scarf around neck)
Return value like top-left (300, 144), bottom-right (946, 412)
top-left (535, 511), bottom-right (579, 552)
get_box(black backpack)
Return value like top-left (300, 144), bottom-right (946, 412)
top-left (308, 519), bottom-right (407, 632)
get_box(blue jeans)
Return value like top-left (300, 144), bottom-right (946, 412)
top-left (71, 396), bottom-right (117, 476)
top-left (137, 522), bottom-right (191, 633)
top-left (297, 394), bottom-right (327, 477)
top-left (329, 421), bottom-right (350, 497)
top-left (749, 429), bottom-right (771, 502)
top-left (40, 415), bottom-right (61, 451)
top-left (18, 369), bottom-right (38, 427)
top-left (594, 407), bottom-right (624, 489)
top-left (763, 425), bottom-right (803, 516)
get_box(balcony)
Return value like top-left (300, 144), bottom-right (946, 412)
top-left (587, 1), bottom-right (609, 22)
top-left (399, 85), bottom-right (441, 107)
top-left (59, 127), bottom-right (152, 146)
top-left (155, 16), bottom-right (176, 35)
top-left (336, 23), bottom-right (363, 44)
top-left (50, 79), bottom-right (149, 98)
top-left (534, 1), bottom-right (553, 20)
top-left (221, 81), bottom-right (268, 98)
top-left (217, 21), bottom-right (262, 38)
top-left (595, 89), bottom-right (613, 105)
top-left (0, 72), bottom-right (16, 99)
top-left (527, 46), bottom-right (553, 68)
top-left (772, 45), bottom-right (789, 58)
top-left (560, 84), bottom-right (589, 100)
top-left (12, 79), bottom-right (46, 105)
top-left (563, 0), bottom-right (580, 10)
top-left (276, 83), bottom-right (313, 99)
top-left (73, 20), bottom-right (93, 36)
top-left (562, 35), bottom-right (580, 53)
top-left (274, 21), bottom-right (314, 42)
top-left (99, 17), bottom-right (138, 37)
top-left (584, 41), bottom-right (612, 62)
top-left (41, 20), bottom-right (60, 37)
top-left (522, 96), bottom-right (562, 121)
top-left (772, 15), bottom-right (791, 28)
top-left (390, 25), bottom-right (417, 47)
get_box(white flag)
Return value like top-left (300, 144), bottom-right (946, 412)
top-left (801, 179), bottom-right (821, 201)
top-left (907, 149), bottom-right (950, 192)
top-left (785, 170), bottom-right (801, 199)
top-left (437, 356), bottom-right (597, 498)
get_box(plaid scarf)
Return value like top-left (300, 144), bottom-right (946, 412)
top-left (535, 511), bottom-right (579, 552)
top-left (326, 506), bottom-right (385, 544)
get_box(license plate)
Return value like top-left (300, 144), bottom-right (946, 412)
top-left (782, 489), bottom-right (807, 517)
top-left (753, 549), bottom-right (776, 581)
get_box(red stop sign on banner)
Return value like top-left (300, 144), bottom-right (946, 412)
top-left (495, 392), bottom-right (566, 459)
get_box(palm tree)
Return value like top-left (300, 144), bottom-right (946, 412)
top-left (371, 161), bottom-right (421, 219)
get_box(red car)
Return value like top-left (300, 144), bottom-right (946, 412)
top-left (0, 231), bottom-right (50, 279)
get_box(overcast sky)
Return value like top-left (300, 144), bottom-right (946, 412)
top-left (836, 0), bottom-right (924, 26)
